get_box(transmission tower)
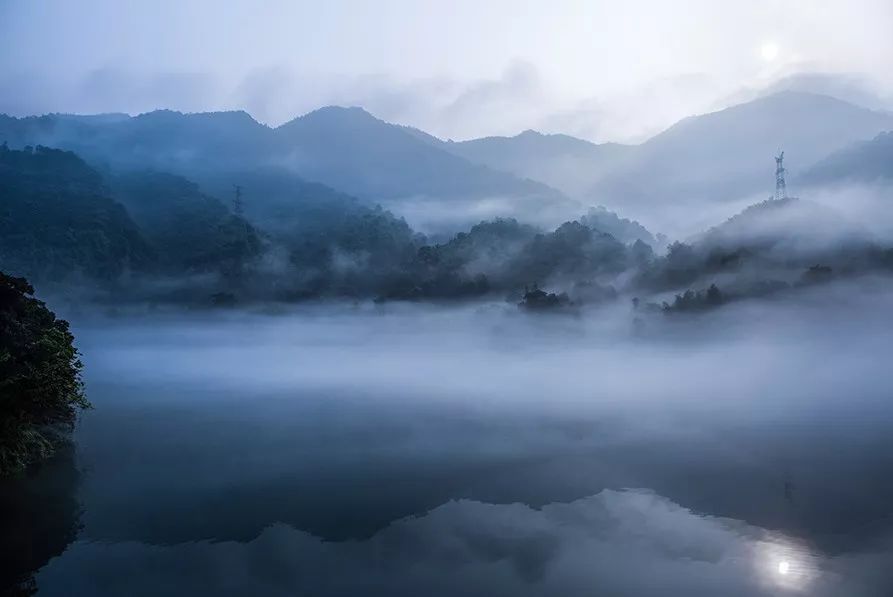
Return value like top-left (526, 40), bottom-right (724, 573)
top-left (774, 151), bottom-right (787, 200)
top-left (233, 184), bottom-right (244, 216)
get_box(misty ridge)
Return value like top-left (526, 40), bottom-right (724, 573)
top-left (7, 3), bottom-right (893, 596)
top-left (1, 86), bottom-right (893, 318)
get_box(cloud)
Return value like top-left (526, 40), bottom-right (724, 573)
top-left (4, 62), bottom-right (887, 146)
top-left (0, 68), bottom-right (221, 118)
top-left (722, 71), bottom-right (893, 114)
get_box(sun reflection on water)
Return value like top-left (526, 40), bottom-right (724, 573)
top-left (753, 534), bottom-right (820, 592)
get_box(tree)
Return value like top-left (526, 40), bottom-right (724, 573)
top-left (0, 273), bottom-right (89, 476)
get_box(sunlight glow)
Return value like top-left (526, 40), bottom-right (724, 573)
top-left (754, 537), bottom-right (819, 591)
top-left (760, 41), bottom-right (780, 62)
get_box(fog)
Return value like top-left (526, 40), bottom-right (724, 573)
top-left (14, 283), bottom-right (888, 595)
top-left (67, 289), bottom-right (893, 419)
top-left (379, 195), bottom-right (581, 237)
top-left (3, 3), bottom-right (893, 594)
top-left (3, 1), bottom-right (892, 142)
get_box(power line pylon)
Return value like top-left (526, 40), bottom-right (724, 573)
top-left (774, 151), bottom-right (787, 200)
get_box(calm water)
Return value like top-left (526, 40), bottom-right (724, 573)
top-left (3, 300), bottom-right (893, 596)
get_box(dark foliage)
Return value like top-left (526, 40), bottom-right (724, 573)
top-left (0, 145), bottom-right (153, 282)
top-left (518, 284), bottom-right (573, 311)
top-left (580, 206), bottom-right (657, 246)
top-left (6, 143), bottom-right (893, 311)
top-left (378, 217), bottom-right (632, 302)
top-left (287, 206), bottom-right (421, 298)
top-left (663, 283), bottom-right (725, 313)
top-left (110, 171), bottom-right (261, 275)
top-left (800, 264), bottom-right (834, 285)
top-left (0, 273), bottom-right (88, 476)
top-left (506, 221), bottom-right (628, 285)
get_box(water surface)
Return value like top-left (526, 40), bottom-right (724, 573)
top-left (5, 299), bottom-right (893, 596)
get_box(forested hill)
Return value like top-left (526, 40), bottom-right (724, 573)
top-left (0, 144), bottom-right (641, 304)
top-left (0, 144), bottom-right (153, 283)
top-left (800, 131), bottom-right (893, 186)
top-left (110, 171), bottom-right (261, 275)
top-left (4, 144), bottom-right (891, 311)
top-left (0, 145), bottom-right (262, 285)
top-left (0, 108), bottom-right (571, 212)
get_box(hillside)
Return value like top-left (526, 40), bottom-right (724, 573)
top-left (695, 197), bottom-right (867, 254)
top-left (436, 130), bottom-right (632, 197)
top-left (0, 145), bottom-right (153, 283)
top-left (273, 107), bottom-right (570, 203)
top-left (110, 171), bottom-right (262, 274)
top-left (589, 91), bottom-right (893, 211)
top-left (0, 108), bottom-right (573, 220)
top-left (800, 131), bottom-right (893, 186)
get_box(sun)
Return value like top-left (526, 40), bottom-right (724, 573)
top-left (760, 41), bottom-right (780, 62)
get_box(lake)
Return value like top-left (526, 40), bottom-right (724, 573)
top-left (3, 297), bottom-right (893, 596)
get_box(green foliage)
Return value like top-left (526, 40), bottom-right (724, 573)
top-left (405, 218), bottom-right (536, 297)
top-left (518, 283), bottom-right (573, 311)
top-left (0, 272), bottom-right (89, 476)
top-left (580, 206), bottom-right (657, 246)
top-left (506, 221), bottom-right (628, 285)
top-left (394, 218), bottom-right (630, 301)
top-left (0, 145), bottom-right (154, 282)
top-left (0, 144), bottom-right (642, 304)
top-left (110, 171), bottom-right (261, 274)
top-left (288, 206), bottom-right (420, 297)
top-left (663, 283), bottom-right (725, 313)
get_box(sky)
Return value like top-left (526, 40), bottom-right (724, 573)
top-left (1, 0), bottom-right (892, 142)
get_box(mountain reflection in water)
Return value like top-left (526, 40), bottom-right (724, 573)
top-left (4, 302), bottom-right (893, 596)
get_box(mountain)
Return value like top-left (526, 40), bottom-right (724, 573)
top-left (730, 72), bottom-right (893, 113)
top-left (397, 92), bottom-right (893, 236)
top-left (433, 130), bottom-right (632, 197)
top-left (800, 131), bottom-right (893, 186)
top-left (0, 145), bottom-right (153, 282)
top-left (110, 171), bottom-right (261, 274)
top-left (0, 110), bottom-right (270, 172)
top-left (0, 107), bottom-right (574, 226)
top-left (579, 206), bottom-right (658, 246)
top-left (695, 197), bottom-right (868, 254)
top-left (587, 91), bottom-right (893, 214)
top-left (273, 107), bottom-right (570, 203)
top-left (635, 194), bottom-right (886, 298)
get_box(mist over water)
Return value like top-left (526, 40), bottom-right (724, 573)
top-left (3, 3), bottom-right (893, 595)
top-left (18, 288), bottom-right (892, 596)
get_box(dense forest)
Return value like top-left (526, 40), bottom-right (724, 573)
top-left (0, 144), bottom-right (153, 282)
top-left (2, 143), bottom-right (893, 312)
top-left (0, 272), bottom-right (88, 476)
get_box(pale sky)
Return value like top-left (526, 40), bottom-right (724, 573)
top-left (1, 0), bottom-right (891, 142)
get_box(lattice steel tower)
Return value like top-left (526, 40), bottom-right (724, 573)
top-left (774, 151), bottom-right (787, 200)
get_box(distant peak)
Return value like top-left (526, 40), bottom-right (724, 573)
top-left (302, 105), bottom-right (375, 119)
top-left (135, 108), bottom-right (183, 118)
top-left (750, 89), bottom-right (864, 109)
top-left (134, 109), bottom-right (260, 125)
top-left (314, 105), bottom-right (369, 114)
top-left (277, 105), bottom-right (388, 132)
top-left (48, 112), bottom-right (132, 123)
